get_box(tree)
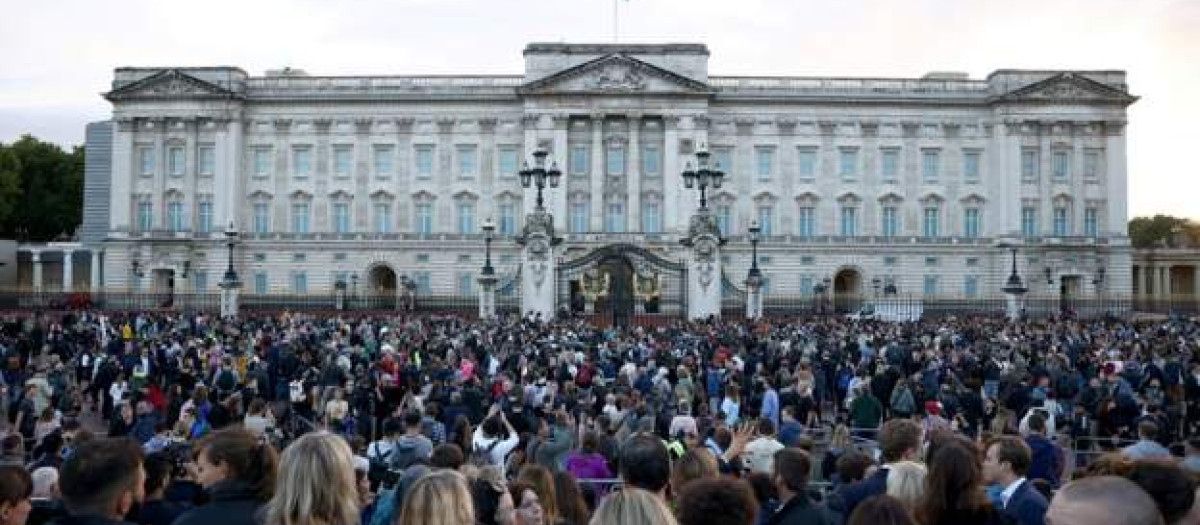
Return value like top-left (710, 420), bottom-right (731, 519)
top-left (1128, 215), bottom-right (1199, 248)
top-left (0, 135), bottom-right (84, 241)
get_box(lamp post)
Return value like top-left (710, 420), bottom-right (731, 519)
top-left (681, 144), bottom-right (725, 211)
top-left (479, 217), bottom-right (497, 319)
top-left (1000, 243), bottom-right (1027, 321)
top-left (350, 272), bottom-right (358, 307)
top-left (482, 217), bottom-right (495, 277)
top-left (519, 149), bottom-right (561, 213)
top-left (745, 220), bottom-right (764, 319)
top-left (219, 222), bottom-right (241, 319)
top-left (334, 277), bottom-right (347, 311)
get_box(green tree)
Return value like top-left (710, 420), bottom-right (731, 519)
top-left (0, 135), bottom-right (84, 241)
top-left (1128, 214), bottom-right (1192, 248)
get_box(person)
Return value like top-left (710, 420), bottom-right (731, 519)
top-left (390, 410), bottom-right (434, 472)
top-left (563, 432), bottom-right (612, 483)
top-left (915, 439), bottom-right (1006, 525)
top-left (618, 434), bottom-right (671, 499)
top-left (1046, 476), bottom-right (1164, 525)
top-left (56, 437), bottom-right (145, 525)
top-left (670, 448), bottom-right (720, 501)
top-left (264, 431), bottom-right (361, 525)
top-left (846, 495), bottom-right (917, 525)
top-left (835, 418), bottom-right (922, 517)
top-left (552, 472), bottom-right (589, 525)
top-left (677, 478), bottom-right (758, 525)
top-left (395, 469), bottom-right (475, 525)
top-left (587, 487), bottom-right (677, 525)
top-left (508, 480), bottom-right (546, 525)
top-left (1022, 413), bottom-right (1062, 487)
top-left (0, 465), bottom-right (32, 525)
top-left (367, 419), bottom-right (401, 490)
top-left (27, 466), bottom-right (65, 525)
top-left (848, 387), bottom-right (883, 437)
top-left (1125, 461), bottom-right (1197, 525)
top-left (1180, 438), bottom-right (1200, 475)
top-left (743, 418), bottom-right (785, 475)
top-left (517, 465), bottom-right (557, 525)
top-left (136, 453), bottom-right (190, 525)
top-left (1122, 420), bottom-right (1171, 461)
top-left (472, 406), bottom-right (520, 469)
top-left (884, 461), bottom-right (926, 513)
top-left (765, 448), bottom-right (838, 525)
top-left (471, 475), bottom-right (515, 525)
top-left (173, 427), bottom-right (278, 525)
top-left (982, 436), bottom-right (1048, 525)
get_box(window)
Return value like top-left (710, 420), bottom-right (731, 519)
top-left (498, 147), bottom-right (519, 178)
top-left (570, 202), bottom-right (588, 233)
top-left (415, 145), bottom-right (434, 178)
top-left (333, 146), bottom-right (352, 178)
top-left (1083, 150), bottom-right (1101, 179)
top-left (167, 201), bottom-right (184, 232)
top-left (756, 206), bottom-right (773, 236)
top-left (137, 202), bottom-right (153, 232)
top-left (883, 256), bottom-right (897, 266)
top-left (138, 146), bottom-right (155, 176)
top-left (798, 207), bottom-right (815, 237)
top-left (963, 151), bottom-right (980, 182)
top-left (840, 206), bottom-right (857, 236)
top-left (714, 148), bottom-right (732, 173)
top-left (457, 145), bottom-right (477, 178)
top-left (291, 202), bottom-right (310, 233)
top-left (192, 271), bottom-right (207, 292)
top-left (198, 145), bottom-right (215, 176)
top-left (881, 149), bottom-right (899, 181)
top-left (643, 145), bottom-right (660, 175)
top-left (1021, 206), bottom-right (1037, 237)
top-left (253, 273), bottom-right (268, 294)
top-left (797, 149), bottom-right (816, 180)
top-left (881, 206), bottom-right (898, 237)
top-left (964, 276), bottom-right (979, 298)
top-left (197, 201), bottom-right (213, 233)
top-left (415, 203), bottom-right (433, 234)
top-left (253, 203), bottom-right (270, 234)
top-left (253, 148), bottom-right (271, 177)
top-left (925, 257), bottom-right (939, 267)
top-left (168, 146), bottom-right (185, 176)
top-left (414, 272), bottom-right (432, 294)
top-left (800, 276), bottom-right (813, 296)
top-left (373, 203), bottom-right (391, 233)
top-left (457, 202), bottom-right (475, 234)
top-left (1053, 206), bottom-right (1068, 236)
top-left (605, 203), bottom-right (624, 233)
top-left (458, 272), bottom-right (474, 296)
top-left (333, 253), bottom-right (346, 262)
top-left (1052, 151), bottom-right (1070, 181)
top-left (332, 203), bottom-right (350, 233)
top-left (643, 202), bottom-right (661, 233)
top-left (716, 205), bottom-right (732, 235)
top-left (292, 147), bottom-right (311, 178)
top-left (755, 147), bottom-right (774, 181)
top-left (415, 254), bottom-right (430, 264)
top-left (923, 275), bottom-right (939, 296)
top-left (291, 272), bottom-right (307, 294)
top-left (964, 208), bottom-right (981, 238)
top-left (373, 145), bottom-right (394, 178)
top-left (499, 204), bottom-right (516, 235)
top-left (1085, 207), bottom-right (1099, 237)
top-left (605, 144), bottom-right (625, 176)
top-left (966, 258), bottom-right (979, 267)
top-left (839, 149), bottom-right (857, 179)
top-left (1021, 149), bottom-right (1039, 182)
top-left (923, 207), bottom-right (939, 237)
top-left (922, 149), bottom-right (940, 182)
top-left (801, 256), bottom-right (815, 265)
top-left (570, 146), bottom-right (588, 176)
top-left (293, 253), bottom-right (306, 262)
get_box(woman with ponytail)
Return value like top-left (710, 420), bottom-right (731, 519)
top-left (175, 426), bottom-right (280, 525)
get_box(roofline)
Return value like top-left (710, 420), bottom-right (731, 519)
top-left (523, 43), bottom-right (710, 56)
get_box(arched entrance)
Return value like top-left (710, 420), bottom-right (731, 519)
top-left (595, 256), bottom-right (635, 327)
top-left (833, 267), bottom-right (862, 313)
top-left (366, 265), bottom-right (397, 309)
top-left (557, 243), bottom-right (687, 326)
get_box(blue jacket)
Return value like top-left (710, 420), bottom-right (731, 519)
top-left (1002, 479), bottom-right (1049, 525)
top-left (828, 466), bottom-right (888, 518)
top-left (1025, 434), bottom-right (1060, 486)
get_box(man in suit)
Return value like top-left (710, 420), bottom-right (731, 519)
top-left (983, 436), bottom-right (1049, 525)
top-left (829, 418), bottom-right (923, 518)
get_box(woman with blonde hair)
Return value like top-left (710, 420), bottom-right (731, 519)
top-left (588, 487), bottom-right (677, 525)
top-left (884, 460), bottom-right (927, 512)
top-left (395, 469), bottom-right (475, 525)
top-left (264, 431), bottom-right (361, 525)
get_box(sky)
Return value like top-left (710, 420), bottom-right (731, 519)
top-left (1, 0), bottom-right (1196, 219)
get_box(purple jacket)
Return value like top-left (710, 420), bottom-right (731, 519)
top-left (564, 452), bottom-right (613, 481)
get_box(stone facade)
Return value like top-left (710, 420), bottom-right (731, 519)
top-left (90, 43), bottom-right (1136, 305)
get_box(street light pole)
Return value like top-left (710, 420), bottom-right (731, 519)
top-left (482, 217), bottom-right (495, 277)
top-left (681, 144), bottom-right (725, 212)
top-left (519, 149), bottom-right (561, 213)
top-left (219, 222), bottom-right (241, 319)
top-left (479, 217), bottom-right (498, 320)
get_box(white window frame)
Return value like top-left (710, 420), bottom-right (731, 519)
top-left (415, 145), bottom-right (434, 179)
top-left (373, 145), bottom-right (394, 179)
top-left (138, 145), bottom-right (155, 176)
top-left (168, 145), bottom-right (185, 177)
top-left (252, 203), bottom-right (270, 234)
top-left (198, 145), bottom-right (215, 176)
top-left (457, 144), bottom-right (478, 179)
top-left (374, 202), bottom-right (392, 234)
top-left (332, 202), bottom-right (350, 234)
top-left (292, 147), bottom-right (312, 179)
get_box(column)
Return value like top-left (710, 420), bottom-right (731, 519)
top-left (90, 250), bottom-right (102, 292)
top-left (522, 115), bottom-right (541, 218)
top-left (1141, 265), bottom-right (1152, 297)
top-left (61, 250), bottom-right (74, 292)
top-left (1164, 265), bottom-right (1173, 297)
top-left (31, 251), bottom-right (43, 292)
top-left (551, 116), bottom-right (569, 229)
top-left (628, 114), bottom-right (641, 232)
top-left (589, 114), bottom-right (605, 232)
top-left (110, 119), bottom-right (136, 233)
top-left (1105, 121), bottom-right (1128, 235)
top-left (663, 116), bottom-right (681, 233)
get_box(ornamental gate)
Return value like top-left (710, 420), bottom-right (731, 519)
top-left (556, 244), bottom-right (687, 326)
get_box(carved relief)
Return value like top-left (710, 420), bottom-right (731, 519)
top-left (589, 63), bottom-right (646, 91)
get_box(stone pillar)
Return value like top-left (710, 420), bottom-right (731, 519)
top-left (31, 250), bottom-right (43, 292)
top-left (628, 114), bottom-right (641, 232)
top-left (478, 273), bottom-right (497, 320)
top-left (663, 116), bottom-right (681, 233)
top-left (1164, 266), bottom-right (1173, 297)
top-left (1005, 292), bottom-right (1024, 322)
top-left (90, 250), bottom-right (102, 292)
top-left (745, 274), bottom-right (764, 320)
top-left (1139, 265), bottom-right (1150, 297)
top-left (589, 114), bottom-right (605, 232)
top-left (61, 250), bottom-right (74, 293)
top-left (520, 211), bottom-right (557, 320)
top-left (219, 278), bottom-right (241, 319)
top-left (685, 211), bottom-right (722, 320)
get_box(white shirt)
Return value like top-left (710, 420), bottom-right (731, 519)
top-left (744, 437), bottom-right (785, 474)
top-left (472, 426), bottom-right (519, 468)
top-left (1000, 477), bottom-right (1027, 508)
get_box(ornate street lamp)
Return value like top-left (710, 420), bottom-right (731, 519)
top-left (872, 277), bottom-right (882, 297)
top-left (481, 217), bottom-right (496, 277)
top-left (681, 144), bottom-right (725, 211)
top-left (519, 149), bottom-right (561, 212)
top-left (222, 222), bottom-right (240, 286)
top-left (1000, 244), bottom-right (1027, 296)
top-left (748, 220), bottom-right (762, 280)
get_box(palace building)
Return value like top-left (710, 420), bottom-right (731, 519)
top-left (66, 42), bottom-right (1136, 314)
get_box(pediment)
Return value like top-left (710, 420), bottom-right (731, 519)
top-left (520, 54), bottom-right (711, 95)
top-left (991, 73), bottom-right (1137, 105)
top-left (105, 69), bottom-right (241, 102)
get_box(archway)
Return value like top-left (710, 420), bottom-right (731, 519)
top-left (595, 256), bottom-right (635, 326)
top-left (833, 267), bottom-right (862, 313)
top-left (366, 265), bottom-right (398, 309)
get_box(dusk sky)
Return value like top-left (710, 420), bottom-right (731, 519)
top-left (1, 0), bottom-right (1195, 219)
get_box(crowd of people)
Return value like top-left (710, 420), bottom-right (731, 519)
top-left (0, 309), bottom-right (1199, 525)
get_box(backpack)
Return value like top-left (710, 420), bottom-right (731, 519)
top-left (216, 370), bottom-right (236, 392)
top-left (368, 442), bottom-right (398, 488)
top-left (470, 438), bottom-right (502, 467)
top-left (389, 439), bottom-right (421, 471)
top-left (289, 380), bottom-right (306, 403)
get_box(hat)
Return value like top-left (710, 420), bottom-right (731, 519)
top-left (924, 400), bottom-right (942, 416)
